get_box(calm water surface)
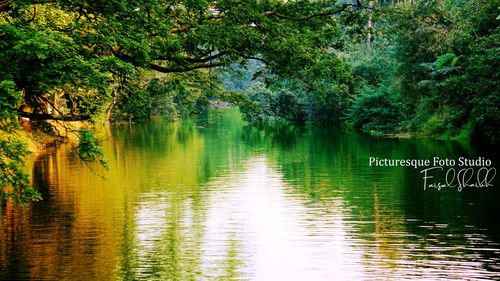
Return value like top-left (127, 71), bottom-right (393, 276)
top-left (1, 109), bottom-right (499, 280)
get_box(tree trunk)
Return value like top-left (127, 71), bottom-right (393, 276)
top-left (0, 0), bottom-right (11, 12)
top-left (105, 83), bottom-right (119, 124)
top-left (366, 1), bottom-right (373, 48)
top-left (105, 97), bottom-right (117, 124)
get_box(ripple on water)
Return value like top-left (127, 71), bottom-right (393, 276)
top-left (1, 112), bottom-right (499, 281)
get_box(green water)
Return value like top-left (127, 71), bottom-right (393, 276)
top-left (1, 109), bottom-right (499, 280)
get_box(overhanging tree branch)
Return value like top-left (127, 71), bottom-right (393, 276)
top-left (115, 49), bottom-right (226, 73)
top-left (264, 4), bottom-right (349, 21)
top-left (244, 56), bottom-right (269, 65)
top-left (18, 111), bottom-right (92, 121)
top-left (263, 3), bottom-right (374, 21)
top-left (184, 51), bottom-right (227, 63)
top-left (148, 62), bottom-right (225, 73)
top-left (156, 51), bottom-right (228, 63)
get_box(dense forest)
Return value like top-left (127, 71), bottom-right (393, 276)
top-left (0, 0), bottom-right (499, 201)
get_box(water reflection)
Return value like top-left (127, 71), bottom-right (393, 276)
top-left (1, 109), bottom-right (499, 280)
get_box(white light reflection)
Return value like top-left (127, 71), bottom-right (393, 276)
top-left (201, 156), bottom-right (366, 281)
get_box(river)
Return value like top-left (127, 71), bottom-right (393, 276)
top-left (1, 109), bottom-right (499, 280)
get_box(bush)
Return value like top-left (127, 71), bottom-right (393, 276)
top-left (348, 85), bottom-right (400, 133)
top-left (78, 129), bottom-right (103, 161)
top-left (0, 135), bottom-right (41, 203)
top-left (239, 83), bottom-right (276, 122)
top-left (274, 89), bottom-right (307, 122)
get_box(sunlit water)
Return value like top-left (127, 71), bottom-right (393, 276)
top-left (1, 109), bottom-right (500, 280)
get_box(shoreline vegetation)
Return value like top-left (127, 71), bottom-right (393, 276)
top-left (1, 0), bottom-right (499, 202)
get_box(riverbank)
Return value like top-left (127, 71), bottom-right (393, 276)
top-left (9, 120), bottom-right (85, 161)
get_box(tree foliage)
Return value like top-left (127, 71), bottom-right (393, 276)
top-left (345, 0), bottom-right (499, 142)
top-left (0, 0), bottom-right (362, 124)
top-left (226, 52), bottom-right (353, 123)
